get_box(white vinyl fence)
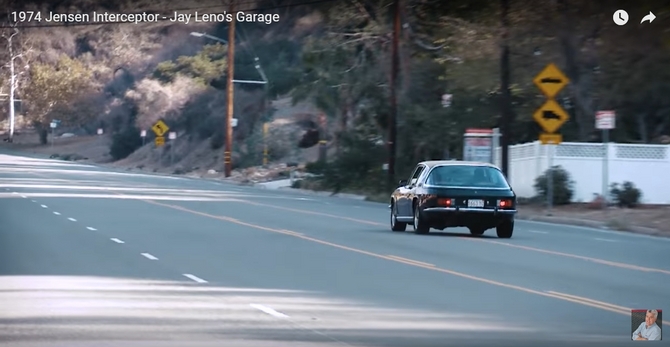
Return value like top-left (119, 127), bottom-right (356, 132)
top-left (493, 141), bottom-right (670, 204)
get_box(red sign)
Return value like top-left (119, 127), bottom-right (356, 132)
top-left (465, 128), bottom-right (493, 134)
top-left (596, 111), bottom-right (615, 130)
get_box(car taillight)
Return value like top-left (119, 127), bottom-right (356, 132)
top-left (498, 199), bottom-right (513, 208)
top-left (438, 198), bottom-right (454, 207)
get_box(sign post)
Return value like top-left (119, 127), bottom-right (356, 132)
top-left (49, 120), bottom-right (60, 148)
top-left (140, 130), bottom-right (147, 146)
top-left (533, 63), bottom-right (570, 214)
top-left (152, 120), bottom-right (169, 149)
top-left (263, 122), bottom-right (269, 166)
top-left (596, 110), bottom-right (615, 209)
top-left (463, 128), bottom-right (494, 164)
top-left (492, 128), bottom-right (501, 166)
top-left (168, 132), bottom-right (176, 165)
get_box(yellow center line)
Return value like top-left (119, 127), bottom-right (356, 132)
top-left (546, 291), bottom-right (670, 327)
top-left (22, 170), bottom-right (664, 322)
top-left (143, 199), bottom-right (643, 319)
top-left (241, 200), bottom-right (384, 226)
top-left (238, 200), bottom-right (670, 276)
top-left (546, 291), bottom-right (631, 312)
top-left (387, 255), bottom-right (435, 267)
top-left (479, 240), bottom-right (670, 275)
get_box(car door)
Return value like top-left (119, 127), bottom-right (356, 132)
top-left (398, 165), bottom-right (425, 216)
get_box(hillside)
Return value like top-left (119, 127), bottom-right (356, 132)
top-left (1, 0), bottom-right (336, 181)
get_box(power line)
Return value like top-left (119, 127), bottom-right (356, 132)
top-left (0, 0), bottom-right (337, 29)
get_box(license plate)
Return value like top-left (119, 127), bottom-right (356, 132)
top-left (467, 199), bottom-right (484, 208)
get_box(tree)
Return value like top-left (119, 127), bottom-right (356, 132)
top-left (22, 54), bottom-right (93, 143)
top-left (153, 44), bottom-right (227, 86)
top-left (292, 1), bottom-right (393, 152)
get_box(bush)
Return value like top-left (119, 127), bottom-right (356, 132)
top-left (210, 131), bottom-right (225, 150)
top-left (610, 181), bottom-right (642, 208)
top-left (109, 127), bottom-right (143, 160)
top-left (318, 133), bottom-right (387, 193)
top-left (533, 165), bottom-right (575, 205)
top-left (305, 161), bottom-right (328, 175)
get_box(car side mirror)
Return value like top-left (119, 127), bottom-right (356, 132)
top-left (398, 179), bottom-right (407, 187)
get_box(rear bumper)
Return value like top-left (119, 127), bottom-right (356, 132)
top-left (421, 206), bottom-right (515, 228)
top-left (423, 207), bottom-right (517, 214)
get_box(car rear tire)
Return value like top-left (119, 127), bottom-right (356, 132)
top-left (390, 202), bottom-right (407, 232)
top-left (469, 227), bottom-right (485, 236)
top-left (496, 220), bottom-right (514, 239)
top-left (413, 204), bottom-right (430, 234)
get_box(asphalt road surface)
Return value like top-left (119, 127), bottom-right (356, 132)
top-left (1, 151), bottom-right (668, 347)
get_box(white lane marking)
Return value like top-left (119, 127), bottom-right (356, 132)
top-left (141, 253), bottom-right (158, 260)
top-left (250, 303), bottom-right (289, 318)
top-left (528, 230), bottom-right (549, 234)
top-left (67, 217), bottom-right (77, 222)
top-left (86, 227), bottom-right (97, 231)
top-left (53, 212), bottom-right (61, 215)
top-left (594, 237), bottom-right (618, 243)
top-left (20, 195), bottom-right (27, 198)
top-left (110, 238), bottom-right (125, 244)
top-left (31, 200), bottom-right (37, 203)
top-left (12, 192), bottom-right (18, 195)
top-left (183, 274), bottom-right (208, 283)
top-left (40, 204), bottom-right (48, 208)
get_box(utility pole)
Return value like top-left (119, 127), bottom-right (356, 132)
top-left (388, 0), bottom-right (400, 188)
top-left (224, 0), bottom-right (236, 177)
top-left (499, 0), bottom-right (511, 177)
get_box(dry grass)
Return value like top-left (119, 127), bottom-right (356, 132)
top-left (517, 203), bottom-right (670, 234)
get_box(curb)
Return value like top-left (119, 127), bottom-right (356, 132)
top-left (517, 214), bottom-right (669, 238)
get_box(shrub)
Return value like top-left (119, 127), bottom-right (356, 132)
top-left (109, 127), bottom-right (143, 160)
top-left (533, 165), bottom-right (575, 205)
top-left (210, 131), bottom-right (225, 150)
top-left (610, 181), bottom-right (642, 208)
top-left (304, 161), bottom-right (328, 175)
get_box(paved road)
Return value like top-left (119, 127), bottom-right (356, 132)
top-left (0, 152), bottom-right (668, 347)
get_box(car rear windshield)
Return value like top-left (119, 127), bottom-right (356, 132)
top-left (426, 165), bottom-right (510, 188)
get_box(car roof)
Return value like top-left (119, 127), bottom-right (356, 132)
top-left (417, 160), bottom-right (501, 170)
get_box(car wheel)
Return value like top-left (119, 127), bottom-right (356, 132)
top-left (413, 203), bottom-right (430, 234)
top-left (496, 219), bottom-right (514, 239)
top-left (468, 227), bottom-right (485, 236)
top-left (390, 202), bottom-right (407, 232)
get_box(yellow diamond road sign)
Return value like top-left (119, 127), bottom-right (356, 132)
top-left (533, 99), bottom-right (570, 133)
top-left (533, 63), bottom-right (570, 99)
top-left (151, 120), bottom-right (169, 137)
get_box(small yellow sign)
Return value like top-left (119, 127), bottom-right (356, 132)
top-left (151, 120), bottom-right (169, 137)
top-left (533, 63), bottom-right (570, 99)
top-left (539, 133), bottom-right (562, 145)
top-left (155, 136), bottom-right (165, 147)
top-left (533, 99), bottom-right (570, 133)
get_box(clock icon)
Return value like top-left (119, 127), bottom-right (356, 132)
top-left (613, 9), bottom-right (629, 26)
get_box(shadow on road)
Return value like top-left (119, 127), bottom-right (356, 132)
top-left (0, 275), bottom-right (540, 346)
